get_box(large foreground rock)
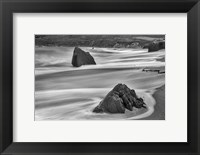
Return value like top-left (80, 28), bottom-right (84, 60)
top-left (72, 47), bottom-right (96, 67)
top-left (93, 84), bottom-right (146, 113)
top-left (144, 40), bottom-right (165, 52)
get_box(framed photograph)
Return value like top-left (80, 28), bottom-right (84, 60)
top-left (0, 0), bottom-right (199, 154)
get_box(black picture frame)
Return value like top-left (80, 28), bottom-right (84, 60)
top-left (0, 0), bottom-right (200, 154)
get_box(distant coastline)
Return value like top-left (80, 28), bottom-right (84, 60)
top-left (35, 35), bottom-right (165, 48)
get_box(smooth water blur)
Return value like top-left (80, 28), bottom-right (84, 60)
top-left (35, 46), bottom-right (165, 120)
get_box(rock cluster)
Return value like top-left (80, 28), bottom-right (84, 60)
top-left (144, 40), bottom-right (165, 52)
top-left (113, 42), bottom-right (141, 48)
top-left (71, 47), bottom-right (96, 67)
top-left (93, 84), bottom-right (146, 113)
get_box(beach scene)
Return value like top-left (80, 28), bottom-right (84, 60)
top-left (35, 35), bottom-right (165, 120)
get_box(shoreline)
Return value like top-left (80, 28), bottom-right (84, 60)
top-left (142, 85), bottom-right (165, 120)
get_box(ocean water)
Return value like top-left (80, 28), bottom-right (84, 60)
top-left (35, 46), bottom-right (165, 120)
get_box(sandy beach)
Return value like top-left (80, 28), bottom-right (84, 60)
top-left (142, 85), bottom-right (165, 120)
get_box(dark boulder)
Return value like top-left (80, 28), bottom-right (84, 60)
top-left (144, 40), bottom-right (165, 52)
top-left (93, 83), bottom-right (146, 114)
top-left (72, 47), bottom-right (96, 67)
top-left (93, 91), bottom-right (125, 113)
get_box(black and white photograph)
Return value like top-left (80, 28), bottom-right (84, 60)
top-left (35, 35), bottom-right (165, 120)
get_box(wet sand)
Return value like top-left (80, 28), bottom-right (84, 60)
top-left (143, 85), bottom-right (165, 120)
